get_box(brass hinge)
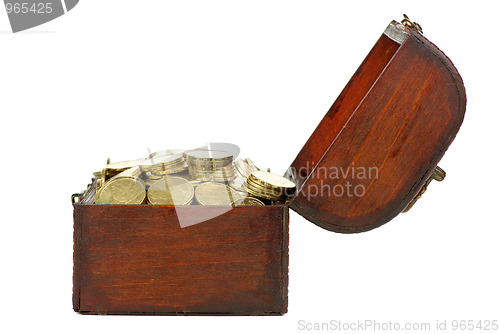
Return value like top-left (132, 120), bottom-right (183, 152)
top-left (401, 14), bottom-right (423, 34)
top-left (403, 166), bottom-right (445, 212)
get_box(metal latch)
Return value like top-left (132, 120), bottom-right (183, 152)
top-left (71, 192), bottom-right (84, 205)
top-left (401, 14), bottom-right (423, 33)
top-left (403, 166), bottom-right (445, 212)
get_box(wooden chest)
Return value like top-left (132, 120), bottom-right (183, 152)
top-left (73, 18), bottom-right (466, 315)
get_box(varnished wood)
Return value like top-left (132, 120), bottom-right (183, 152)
top-left (73, 204), bottom-right (288, 315)
top-left (290, 25), bottom-right (466, 233)
top-left (291, 33), bottom-right (401, 190)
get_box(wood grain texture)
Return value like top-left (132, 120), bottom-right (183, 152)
top-left (290, 33), bottom-right (401, 190)
top-left (73, 204), bottom-right (288, 315)
top-left (290, 27), bottom-right (466, 233)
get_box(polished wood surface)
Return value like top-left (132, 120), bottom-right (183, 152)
top-left (73, 204), bottom-right (288, 315)
top-left (291, 34), bottom-right (401, 190)
top-left (290, 27), bottom-right (466, 233)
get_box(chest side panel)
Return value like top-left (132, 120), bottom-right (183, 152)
top-left (73, 205), bottom-right (288, 315)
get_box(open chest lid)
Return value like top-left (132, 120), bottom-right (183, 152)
top-left (286, 17), bottom-right (466, 233)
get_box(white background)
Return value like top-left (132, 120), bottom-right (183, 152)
top-left (1, 1), bottom-right (498, 333)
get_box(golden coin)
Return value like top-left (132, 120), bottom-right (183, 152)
top-left (141, 171), bottom-right (164, 188)
top-left (147, 149), bottom-right (185, 159)
top-left (245, 189), bottom-right (275, 201)
top-left (189, 164), bottom-right (236, 182)
top-left (193, 176), bottom-right (236, 182)
top-left (114, 166), bottom-right (142, 178)
top-left (189, 168), bottom-right (236, 176)
top-left (148, 153), bottom-right (184, 165)
top-left (189, 157), bottom-right (233, 164)
top-left (190, 172), bottom-right (236, 179)
top-left (234, 196), bottom-right (265, 206)
top-left (95, 177), bottom-right (146, 205)
top-left (244, 173), bottom-right (291, 201)
top-left (245, 158), bottom-right (260, 171)
top-left (140, 153), bottom-right (185, 171)
top-left (101, 167), bottom-right (111, 182)
top-left (147, 176), bottom-right (194, 206)
top-left (191, 176), bottom-right (236, 182)
top-left (148, 163), bottom-right (188, 175)
top-left (190, 163), bottom-right (235, 172)
top-left (103, 158), bottom-right (146, 178)
top-left (188, 162), bottom-right (233, 171)
top-left (195, 182), bottom-right (242, 206)
top-left (141, 160), bottom-right (187, 175)
top-left (246, 190), bottom-right (280, 201)
top-left (234, 158), bottom-right (254, 178)
top-left (190, 166), bottom-right (235, 174)
top-left (105, 158), bottom-right (145, 170)
top-left (245, 182), bottom-right (285, 201)
top-left (249, 171), bottom-right (296, 190)
top-left (246, 183), bottom-right (286, 200)
top-left (184, 149), bottom-right (233, 164)
top-left (191, 173), bottom-right (235, 179)
top-left (245, 181), bottom-right (284, 197)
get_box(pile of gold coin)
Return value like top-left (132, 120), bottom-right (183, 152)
top-left (185, 149), bottom-right (236, 182)
top-left (140, 153), bottom-right (188, 176)
top-left (92, 147), bottom-right (296, 206)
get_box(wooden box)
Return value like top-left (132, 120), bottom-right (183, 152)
top-left (73, 19), bottom-right (465, 315)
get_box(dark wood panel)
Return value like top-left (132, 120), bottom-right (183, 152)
top-left (74, 205), bottom-right (288, 315)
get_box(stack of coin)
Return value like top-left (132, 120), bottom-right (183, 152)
top-left (246, 170), bottom-right (296, 201)
top-left (185, 149), bottom-right (236, 182)
top-left (147, 176), bottom-right (195, 205)
top-left (139, 153), bottom-right (188, 176)
top-left (95, 166), bottom-right (147, 205)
